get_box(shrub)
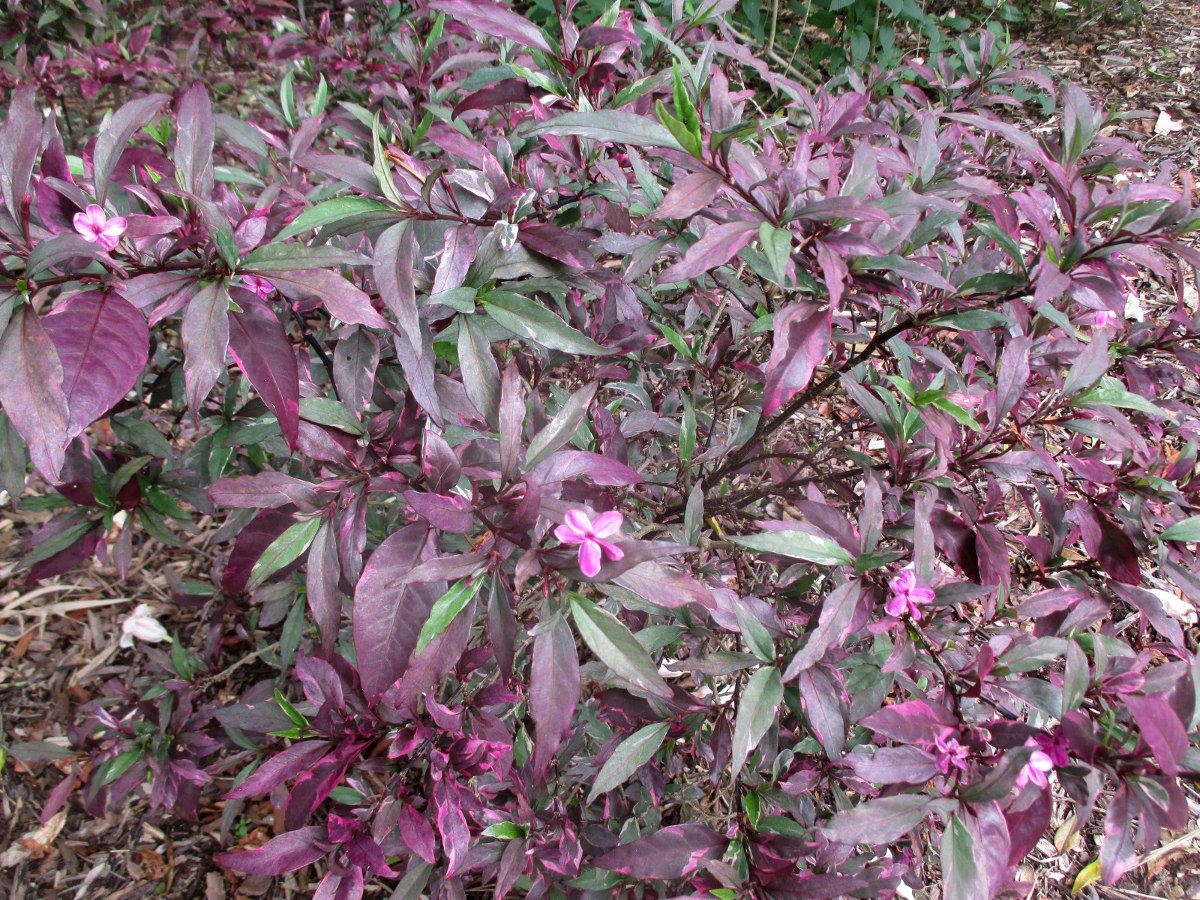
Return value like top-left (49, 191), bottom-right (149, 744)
top-left (2, 1), bottom-right (1199, 898)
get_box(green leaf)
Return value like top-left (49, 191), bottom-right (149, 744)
top-left (1072, 859), bottom-right (1102, 894)
top-left (730, 666), bottom-right (783, 777)
top-left (482, 821), bottom-right (527, 840)
top-left (299, 397), bottom-right (363, 435)
top-left (734, 604), bottom-right (776, 663)
top-left (728, 530), bottom-right (855, 567)
top-left (1159, 515), bottom-right (1200, 543)
top-left (311, 75), bottom-right (329, 117)
top-left (526, 110), bottom-right (684, 151)
top-left (275, 197), bottom-right (398, 241)
top-left (482, 292), bottom-right (606, 356)
top-left (247, 517), bottom-right (320, 590)
top-left (672, 62), bottom-right (702, 142)
top-left (679, 394), bottom-right (696, 466)
top-left (93, 748), bottom-right (143, 786)
top-left (942, 815), bottom-right (983, 900)
top-left (587, 722), bottom-right (669, 802)
top-left (372, 112), bottom-right (407, 207)
top-left (759, 222), bottom-right (792, 288)
top-left (280, 69), bottom-right (297, 129)
top-left (931, 397), bottom-right (982, 432)
top-left (570, 596), bottom-right (673, 700)
top-left (415, 578), bottom-right (484, 656)
top-left (654, 100), bottom-right (702, 157)
top-left (657, 323), bottom-right (694, 361)
top-left (928, 310), bottom-right (1009, 330)
top-left (1076, 376), bottom-right (1172, 420)
top-left (242, 243), bottom-right (372, 272)
top-left (525, 381), bottom-right (598, 471)
top-left (16, 519), bottom-right (97, 571)
top-left (275, 688), bottom-right (309, 726)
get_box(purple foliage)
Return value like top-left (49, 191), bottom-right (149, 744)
top-left (3, 1), bottom-right (1200, 899)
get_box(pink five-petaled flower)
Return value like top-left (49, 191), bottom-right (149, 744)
top-left (72, 203), bottom-right (127, 251)
top-left (884, 568), bottom-right (935, 620)
top-left (933, 734), bottom-right (970, 774)
top-left (1093, 308), bottom-right (1119, 328)
top-left (1032, 728), bottom-right (1070, 767)
top-left (555, 509), bottom-right (625, 578)
top-left (1017, 738), bottom-right (1056, 789)
top-left (241, 274), bottom-right (274, 299)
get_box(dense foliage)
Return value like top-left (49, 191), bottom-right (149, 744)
top-left (2, 1), bottom-right (1200, 898)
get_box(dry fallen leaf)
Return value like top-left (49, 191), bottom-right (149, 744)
top-left (0, 810), bottom-right (67, 868)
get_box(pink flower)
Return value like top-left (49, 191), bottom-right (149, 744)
top-left (1017, 742), bottom-right (1056, 789)
top-left (555, 509), bottom-right (624, 578)
top-left (934, 734), bottom-right (970, 774)
top-left (1032, 729), bottom-right (1070, 767)
top-left (885, 569), bottom-right (935, 620)
top-left (1093, 308), bottom-right (1119, 328)
top-left (72, 203), bottom-right (127, 251)
top-left (242, 274), bottom-right (274, 299)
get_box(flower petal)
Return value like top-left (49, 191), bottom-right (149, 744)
top-left (591, 511), bottom-right (624, 538)
top-left (564, 508), bottom-right (592, 536)
top-left (555, 523), bottom-right (584, 545)
top-left (594, 538), bottom-right (623, 561)
top-left (578, 540), bottom-right (602, 577)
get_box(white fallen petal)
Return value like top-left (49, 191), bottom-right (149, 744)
top-left (120, 603), bottom-right (170, 647)
top-left (1148, 588), bottom-right (1197, 625)
top-left (1154, 110), bottom-right (1184, 136)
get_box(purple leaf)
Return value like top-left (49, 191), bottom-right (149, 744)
top-left (517, 223), bottom-right (594, 269)
top-left (594, 824), bottom-right (726, 880)
top-left (782, 581), bottom-right (861, 679)
top-left (228, 292), bottom-right (300, 450)
top-left (659, 220), bottom-right (760, 283)
top-left (1100, 784), bottom-right (1137, 884)
top-left (860, 699), bottom-right (956, 744)
top-left (93, 94), bottom-right (169, 204)
top-left (221, 508), bottom-right (300, 594)
top-left (216, 826), bottom-right (326, 876)
top-left (1123, 693), bottom-right (1187, 777)
top-left (225, 740), bottom-right (331, 799)
top-left (1075, 503), bottom-right (1141, 586)
top-left (432, 224), bottom-right (479, 295)
top-left (352, 524), bottom-right (442, 704)
top-left (499, 360), bottom-right (525, 481)
top-left (208, 473), bottom-right (320, 510)
top-left (762, 303), bottom-right (832, 415)
top-left (798, 665), bottom-right (847, 759)
top-left (333, 327), bottom-right (380, 416)
top-left (452, 79), bottom-right (534, 119)
top-left (375, 221), bottom-right (420, 342)
top-left (652, 172), bottom-right (725, 220)
top-left (314, 868), bottom-right (363, 900)
top-left (821, 794), bottom-right (933, 845)
top-left (175, 83), bottom-right (215, 197)
top-left (994, 335), bottom-right (1031, 424)
top-left (307, 519), bottom-right (342, 649)
top-left (270, 269), bottom-right (390, 331)
top-left (42, 291), bottom-right (148, 438)
top-left (843, 745), bottom-right (940, 784)
top-left (0, 87), bottom-right (41, 224)
top-left (0, 305), bottom-right (70, 480)
top-left (430, 0), bottom-right (553, 53)
top-left (180, 280), bottom-right (230, 414)
top-left (530, 614), bottom-right (580, 780)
